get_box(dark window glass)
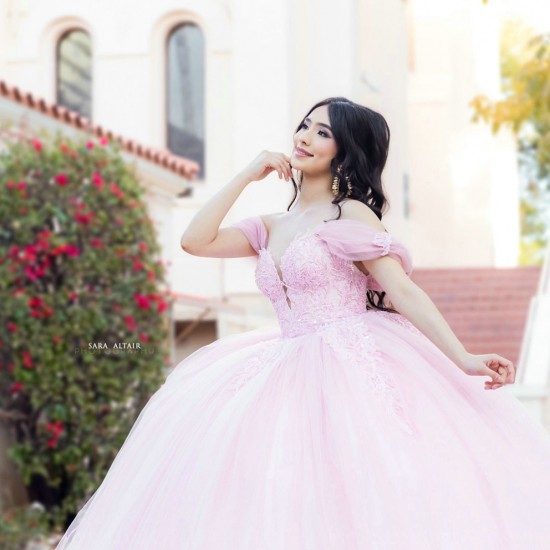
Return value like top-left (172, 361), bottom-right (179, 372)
top-left (167, 24), bottom-right (205, 178)
top-left (56, 30), bottom-right (92, 119)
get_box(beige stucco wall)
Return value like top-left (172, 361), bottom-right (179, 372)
top-left (0, 0), bottom-right (521, 305)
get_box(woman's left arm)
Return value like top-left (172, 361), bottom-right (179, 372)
top-left (362, 255), bottom-right (516, 390)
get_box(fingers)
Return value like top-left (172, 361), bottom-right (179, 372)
top-left (483, 354), bottom-right (516, 390)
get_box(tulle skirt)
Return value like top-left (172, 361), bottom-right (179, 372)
top-left (55, 311), bottom-right (550, 549)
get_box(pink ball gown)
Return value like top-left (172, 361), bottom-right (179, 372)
top-left (56, 216), bottom-right (550, 549)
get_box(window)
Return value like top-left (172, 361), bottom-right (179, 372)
top-left (56, 30), bottom-right (92, 119)
top-left (166, 23), bottom-right (205, 178)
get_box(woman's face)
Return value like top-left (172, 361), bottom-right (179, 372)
top-left (291, 104), bottom-right (338, 176)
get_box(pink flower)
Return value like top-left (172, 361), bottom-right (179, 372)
top-left (7, 322), bottom-right (17, 333)
top-left (99, 137), bottom-right (109, 146)
top-left (133, 259), bottom-right (144, 271)
top-left (55, 173), bottom-right (68, 186)
top-left (22, 351), bottom-right (33, 368)
top-left (68, 291), bottom-right (78, 301)
top-left (65, 244), bottom-right (80, 257)
top-left (124, 315), bottom-right (137, 331)
top-left (60, 143), bottom-right (68, 153)
top-left (138, 242), bottom-right (148, 252)
top-left (147, 270), bottom-right (155, 282)
top-left (134, 293), bottom-right (151, 309)
top-left (24, 265), bottom-right (38, 281)
top-left (32, 138), bottom-right (43, 151)
top-left (6, 180), bottom-right (15, 189)
top-left (91, 172), bottom-right (104, 190)
top-left (139, 332), bottom-right (149, 343)
top-left (109, 183), bottom-right (124, 199)
top-left (157, 300), bottom-right (168, 313)
top-left (90, 238), bottom-right (103, 249)
top-left (17, 181), bottom-right (26, 190)
top-left (86, 141), bottom-right (95, 150)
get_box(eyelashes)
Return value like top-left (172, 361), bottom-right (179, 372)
top-left (298, 122), bottom-right (330, 138)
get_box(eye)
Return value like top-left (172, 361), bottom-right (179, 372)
top-left (318, 130), bottom-right (329, 138)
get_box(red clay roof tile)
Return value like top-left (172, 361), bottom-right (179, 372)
top-left (0, 79), bottom-right (200, 179)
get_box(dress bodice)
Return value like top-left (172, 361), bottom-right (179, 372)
top-left (230, 215), bottom-right (413, 338)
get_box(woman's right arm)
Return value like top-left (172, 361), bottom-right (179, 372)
top-left (180, 151), bottom-right (292, 258)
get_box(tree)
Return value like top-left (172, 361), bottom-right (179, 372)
top-left (470, 20), bottom-right (550, 265)
top-left (0, 128), bottom-right (172, 534)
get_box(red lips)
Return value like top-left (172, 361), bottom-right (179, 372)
top-left (295, 147), bottom-right (313, 156)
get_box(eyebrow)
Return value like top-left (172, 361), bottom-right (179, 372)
top-left (304, 117), bottom-right (332, 131)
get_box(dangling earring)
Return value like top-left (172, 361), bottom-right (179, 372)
top-left (345, 174), bottom-right (353, 198)
top-left (332, 165), bottom-right (342, 196)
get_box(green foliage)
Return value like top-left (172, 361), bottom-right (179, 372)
top-left (0, 502), bottom-right (52, 550)
top-left (470, 22), bottom-right (550, 265)
top-left (0, 129), bottom-right (172, 532)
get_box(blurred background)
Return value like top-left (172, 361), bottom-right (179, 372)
top-left (0, 0), bottom-right (549, 545)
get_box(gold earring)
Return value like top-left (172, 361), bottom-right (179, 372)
top-left (332, 165), bottom-right (342, 196)
top-left (345, 175), bottom-right (352, 197)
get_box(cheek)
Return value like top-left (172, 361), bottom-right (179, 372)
top-left (316, 138), bottom-right (337, 158)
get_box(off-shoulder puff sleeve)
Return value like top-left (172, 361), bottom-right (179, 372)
top-left (313, 219), bottom-right (413, 287)
top-left (228, 215), bottom-right (266, 254)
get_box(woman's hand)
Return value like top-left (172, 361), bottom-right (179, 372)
top-left (456, 352), bottom-right (516, 390)
top-left (238, 151), bottom-right (292, 183)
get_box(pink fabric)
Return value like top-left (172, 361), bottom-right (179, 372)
top-left (56, 215), bottom-right (550, 549)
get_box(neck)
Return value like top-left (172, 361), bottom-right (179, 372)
top-left (294, 173), bottom-right (334, 212)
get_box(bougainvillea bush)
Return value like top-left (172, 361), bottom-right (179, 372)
top-left (0, 129), bottom-right (172, 532)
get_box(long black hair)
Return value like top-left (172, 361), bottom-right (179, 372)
top-left (287, 96), bottom-right (395, 312)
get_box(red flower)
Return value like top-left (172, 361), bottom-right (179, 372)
top-left (60, 143), bottom-right (68, 153)
top-left (86, 141), bottom-right (95, 150)
top-left (65, 244), bottom-right (80, 257)
top-left (147, 270), bottom-right (155, 282)
top-left (134, 293), bottom-right (150, 309)
top-left (38, 230), bottom-right (51, 240)
top-left (29, 296), bottom-right (43, 308)
top-left (109, 183), bottom-right (124, 199)
top-left (52, 336), bottom-right (62, 344)
top-left (68, 291), bottom-right (78, 302)
top-left (157, 300), bottom-right (168, 313)
top-left (22, 351), bottom-right (33, 368)
top-left (124, 315), bottom-right (137, 331)
top-left (90, 238), bottom-right (103, 248)
top-left (133, 259), bottom-right (144, 271)
top-left (99, 137), bottom-right (109, 146)
top-left (74, 211), bottom-right (95, 224)
top-left (139, 333), bottom-right (149, 343)
top-left (55, 173), bottom-right (68, 186)
top-left (7, 322), bottom-right (17, 333)
top-left (47, 439), bottom-right (57, 448)
top-left (13, 288), bottom-right (25, 297)
top-left (138, 242), bottom-right (148, 252)
top-left (9, 382), bottom-right (24, 394)
top-left (17, 181), bottom-right (26, 190)
top-left (31, 139), bottom-right (43, 151)
top-left (6, 180), bottom-right (15, 190)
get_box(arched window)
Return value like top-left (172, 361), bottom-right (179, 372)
top-left (166, 23), bottom-right (205, 178)
top-left (56, 29), bottom-right (92, 119)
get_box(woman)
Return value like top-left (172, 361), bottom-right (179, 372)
top-left (56, 97), bottom-right (550, 549)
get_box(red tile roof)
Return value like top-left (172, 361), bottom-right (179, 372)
top-left (411, 266), bottom-right (541, 365)
top-left (0, 79), bottom-right (200, 179)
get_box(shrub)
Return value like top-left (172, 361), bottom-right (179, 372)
top-left (0, 129), bottom-right (172, 532)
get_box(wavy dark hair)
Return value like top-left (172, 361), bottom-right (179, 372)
top-left (287, 96), bottom-right (396, 312)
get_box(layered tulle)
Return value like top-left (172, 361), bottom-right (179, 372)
top-left (56, 310), bottom-right (550, 549)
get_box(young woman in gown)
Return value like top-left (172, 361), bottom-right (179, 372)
top-left (56, 97), bottom-right (550, 549)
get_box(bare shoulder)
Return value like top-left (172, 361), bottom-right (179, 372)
top-left (259, 211), bottom-right (286, 232)
top-left (338, 199), bottom-right (386, 231)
